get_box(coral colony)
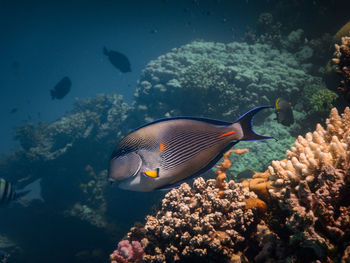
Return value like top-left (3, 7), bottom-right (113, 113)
top-left (333, 35), bottom-right (350, 102)
top-left (111, 107), bottom-right (350, 263)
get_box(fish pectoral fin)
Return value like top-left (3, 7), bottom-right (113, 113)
top-left (142, 168), bottom-right (160, 178)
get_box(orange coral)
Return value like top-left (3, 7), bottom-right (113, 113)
top-left (215, 148), bottom-right (249, 198)
top-left (244, 198), bottom-right (267, 213)
top-left (241, 170), bottom-right (274, 202)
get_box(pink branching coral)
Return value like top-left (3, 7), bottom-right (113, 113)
top-left (110, 240), bottom-right (144, 263)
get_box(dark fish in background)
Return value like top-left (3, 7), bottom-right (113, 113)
top-left (275, 98), bottom-right (294, 126)
top-left (150, 28), bottom-right (158, 34)
top-left (108, 106), bottom-right (274, 192)
top-left (236, 169), bottom-right (256, 180)
top-left (10, 108), bottom-right (18, 114)
top-left (50, 76), bottom-right (71, 100)
top-left (103, 47), bottom-right (131, 73)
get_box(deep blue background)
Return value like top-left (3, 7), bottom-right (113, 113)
top-left (0, 0), bottom-right (262, 156)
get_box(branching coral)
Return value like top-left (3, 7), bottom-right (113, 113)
top-left (215, 149), bottom-right (249, 198)
top-left (244, 107), bottom-right (350, 261)
top-left (110, 240), bottom-right (144, 263)
top-left (333, 35), bottom-right (350, 102)
top-left (268, 107), bottom-right (350, 187)
top-left (309, 88), bottom-right (338, 112)
top-left (122, 178), bottom-right (261, 263)
top-left (113, 107), bottom-right (350, 262)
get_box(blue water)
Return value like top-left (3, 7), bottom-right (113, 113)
top-left (0, 0), bottom-right (258, 156)
top-left (1, 0), bottom-right (350, 262)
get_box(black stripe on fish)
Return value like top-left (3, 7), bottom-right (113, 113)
top-left (161, 130), bottom-right (218, 159)
top-left (161, 131), bottom-right (225, 170)
top-left (111, 136), bottom-right (155, 159)
top-left (157, 141), bottom-right (239, 190)
top-left (0, 179), bottom-right (11, 204)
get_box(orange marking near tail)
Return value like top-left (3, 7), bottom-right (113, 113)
top-left (159, 142), bottom-right (166, 153)
top-left (217, 131), bottom-right (236, 139)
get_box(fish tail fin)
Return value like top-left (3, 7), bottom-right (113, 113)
top-left (236, 105), bottom-right (276, 141)
top-left (103, 47), bottom-right (108, 56)
top-left (14, 189), bottom-right (30, 200)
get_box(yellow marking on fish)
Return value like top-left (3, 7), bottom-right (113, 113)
top-left (217, 131), bottom-right (236, 139)
top-left (158, 142), bottom-right (166, 154)
top-left (275, 98), bottom-right (281, 110)
top-left (144, 170), bottom-right (159, 178)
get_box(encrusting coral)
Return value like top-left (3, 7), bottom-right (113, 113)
top-left (111, 107), bottom-right (350, 263)
top-left (333, 35), bottom-right (350, 102)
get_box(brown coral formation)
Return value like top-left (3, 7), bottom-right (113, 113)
top-left (126, 178), bottom-right (261, 262)
top-left (333, 35), bottom-right (350, 102)
top-left (268, 107), bottom-right (350, 187)
top-left (113, 107), bottom-right (350, 263)
top-left (252, 107), bottom-right (350, 261)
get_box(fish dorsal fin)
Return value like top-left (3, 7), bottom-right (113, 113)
top-left (133, 116), bottom-right (232, 133)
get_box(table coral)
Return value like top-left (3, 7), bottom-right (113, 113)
top-left (132, 40), bottom-right (319, 123)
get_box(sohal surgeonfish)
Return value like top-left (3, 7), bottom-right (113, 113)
top-left (275, 98), bottom-right (294, 126)
top-left (108, 106), bottom-right (275, 192)
top-left (103, 47), bottom-right (131, 73)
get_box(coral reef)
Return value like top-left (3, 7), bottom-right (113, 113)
top-left (268, 107), bottom-right (349, 186)
top-left (132, 40), bottom-right (319, 123)
top-left (333, 20), bottom-right (350, 44)
top-left (225, 112), bottom-right (297, 177)
top-left (126, 178), bottom-right (260, 263)
top-left (112, 107), bottom-right (350, 262)
top-left (309, 88), bottom-right (338, 112)
top-left (333, 35), bottom-right (350, 102)
top-left (110, 240), bottom-right (144, 263)
top-left (215, 149), bottom-right (249, 198)
top-left (13, 94), bottom-right (129, 161)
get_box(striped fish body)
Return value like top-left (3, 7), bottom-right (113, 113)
top-left (109, 106), bottom-right (273, 192)
top-left (0, 178), bottom-right (16, 205)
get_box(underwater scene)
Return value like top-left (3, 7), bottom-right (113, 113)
top-left (1, 0), bottom-right (350, 262)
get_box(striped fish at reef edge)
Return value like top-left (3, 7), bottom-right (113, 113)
top-left (108, 106), bottom-right (275, 192)
top-left (0, 178), bottom-right (17, 205)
